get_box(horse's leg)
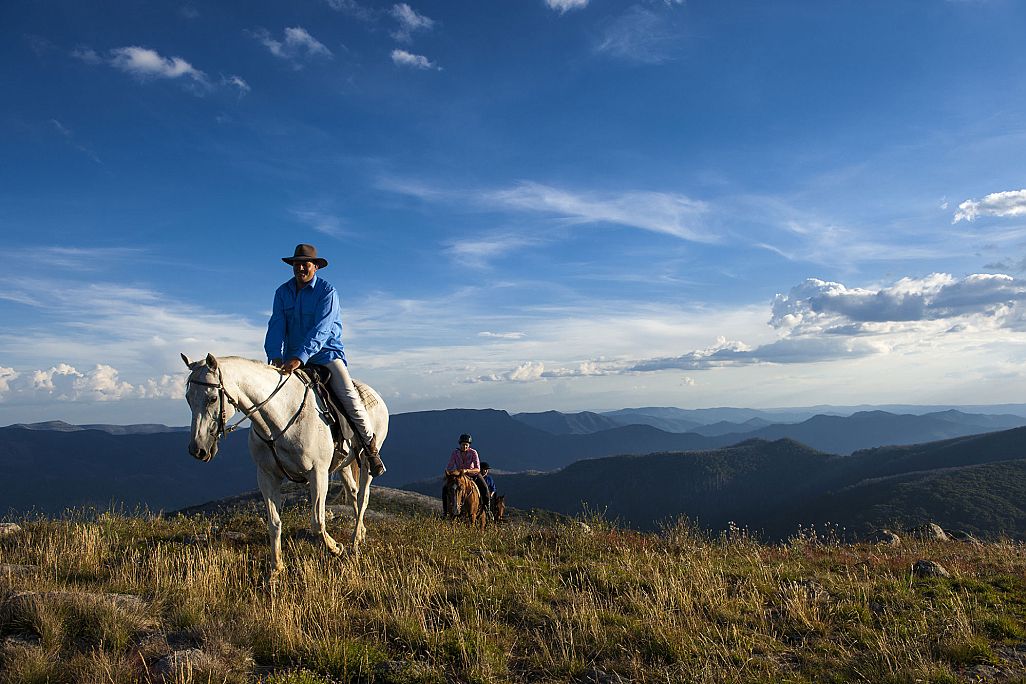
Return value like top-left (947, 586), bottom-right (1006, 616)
top-left (309, 466), bottom-right (344, 557)
top-left (339, 460), bottom-right (360, 521)
top-left (352, 452), bottom-right (372, 549)
top-left (257, 467), bottom-right (286, 576)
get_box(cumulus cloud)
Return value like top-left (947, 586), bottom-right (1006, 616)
top-left (546, 0), bottom-right (588, 13)
top-left (75, 45), bottom-right (248, 95)
top-left (488, 182), bottom-right (712, 242)
top-left (770, 273), bottom-right (1026, 333)
top-left (953, 189), bottom-right (1026, 223)
top-left (467, 360), bottom-right (624, 383)
top-left (253, 27), bottom-right (332, 64)
top-left (0, 368), bottom-right (17, 394)
top-left (391, 3), bottom-right (435, 42)
top-left (109, 46), bottom-right (208, 84)
top-left (391, 49), bottom-right (437, 69)
top-left (0, 363), bottom-right (181, 402)
top-left (466, 272), bottom-right (1026, 383)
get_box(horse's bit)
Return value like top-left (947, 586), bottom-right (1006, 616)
top-left (187, 367), bottom-right (311, 483)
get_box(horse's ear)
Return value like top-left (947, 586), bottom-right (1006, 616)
top-left (181, 353), bottom-right (192, 368)
top-left (205, 353), bottom-right (219, 370)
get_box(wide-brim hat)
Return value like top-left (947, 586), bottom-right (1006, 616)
top-left (282, 243), bottom-right (328, 268)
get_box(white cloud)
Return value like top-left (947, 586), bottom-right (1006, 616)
top-left (391, 49), bottom-right (437, 69)
top-left (48, 120), bottom-right (102, 164)
top-left (770, 273), bottom-right (1026, 332)
top-left (324, 0), bottom-right (375, 21)
top-left (478, 331), bottom-right (526, 340)
top-left (391, 3), bottom-right (435, 42)
top-left (458, 272), bottom-right (1026, 384)
top-left (595, 5), bottom-right (680, 64)
top-left (488, 182), bottom-right (712, 242)
top-left (953, 189), bottom-right (1026, 223)
top-left (71, 47), bottom-right (102, 64)
top-left (445, 233), bottom-right (543, 266)
top-left (546, 0), bottom-right (588, 13)
top-left (0, 246), bottom-right (143, 272)
top-left (109, 46), bottom-right (208, 84)
top-left (0, 363), bottom-right (183, 403)
top-left (0, 275), bottom-right (266, 390)
top-left (253, 27), bottom-right (332, 64)
top-left (0, 368), bottom-right (17, 394)
top-left (222, 74), bottom-right (251, 95)
top-left (291, 209), bottom-right (348, 238)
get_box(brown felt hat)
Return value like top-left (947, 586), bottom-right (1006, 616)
top-left (282, 243), bottom-right (328, 268)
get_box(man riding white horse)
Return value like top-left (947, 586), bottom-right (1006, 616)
top-left (264, 243), bottom-right (386, 477)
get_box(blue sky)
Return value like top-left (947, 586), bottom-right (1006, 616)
top-left (3, 0), bottom-right (1026, 425)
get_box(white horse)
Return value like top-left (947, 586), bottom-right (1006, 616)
top-left (181, 353), bottom-right (388, 574)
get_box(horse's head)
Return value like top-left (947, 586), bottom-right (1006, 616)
top-left (492, 494), bottom-right (506, 523)
top-left (444, 471), bottom-right (468, 516)
top-left (181, 353), bottom-right (237, 462)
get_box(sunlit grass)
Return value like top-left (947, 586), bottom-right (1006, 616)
top-left (1, 509), bottom-right (1025, 682)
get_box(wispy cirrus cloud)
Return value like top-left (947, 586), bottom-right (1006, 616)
top-left (487, 181), bottom-right (712, 242)
top-left (953, 189), bottom-right (1026, 223)
top-left (391, 3), bottom-right (435, 43)
top-left (0, 245), bottom-right (142, 272)
top-left (221, 74), bottom-right (250, 96)
top-left (49, 119), bottom-right (101, 164)
top-left (478, 331), bottom-right (526, 340)
top-left (0, 274), bottom-right (266, 385)
top-left (291, 209), bottom-right (348, 238)
top-left (252, 27), bottom-right (332, 66)
top-left (595, 5), bottom-right (683, 64)
top-left (391, 49), bottom-right (438, 70)
top-left (444, 232), bottom-right (545, 267)
top-left (324, 0), bottom-right (376, 21)
top-left (379, 177), bottom-right (713, 247)
top-left (545, 0), bottom-right (589, 14)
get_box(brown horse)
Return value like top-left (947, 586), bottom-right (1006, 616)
top-left (444, 471), bottom-right (487, 531)
top-left (491, 494), bottom-right (506, 524)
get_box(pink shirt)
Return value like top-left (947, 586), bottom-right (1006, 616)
top-left (447, 447), bottom-right (480, 471)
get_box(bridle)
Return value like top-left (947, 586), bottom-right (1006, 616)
top-left (187, 365), bottom-right (312, 483)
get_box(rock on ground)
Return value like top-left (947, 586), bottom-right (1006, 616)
top-left (912, 560), bottom-right (951, 578)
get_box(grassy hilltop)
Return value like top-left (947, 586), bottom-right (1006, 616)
top-left (3, 493), bottom-right (1026, 683)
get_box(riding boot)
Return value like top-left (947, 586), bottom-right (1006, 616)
top-left (325, 358), bottom-right (386, 477)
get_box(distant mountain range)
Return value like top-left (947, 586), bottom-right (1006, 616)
top-left (0, 425), bottom-right (255, 515)
top-left (4, 406), bottom-right (1026, 515)
top-left (406, 427), bottom-right (1026, 541)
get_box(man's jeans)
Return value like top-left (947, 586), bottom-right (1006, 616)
top-left (324, 358), bottom-right (376, 449)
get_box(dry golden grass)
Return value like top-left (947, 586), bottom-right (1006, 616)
top-left (2, 509), bottom-right (1026, 683)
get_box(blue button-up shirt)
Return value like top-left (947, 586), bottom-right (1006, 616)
top-left (264, 275), bottom-right (347, 366)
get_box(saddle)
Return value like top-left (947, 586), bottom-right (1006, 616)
top-left (298, 364), bottom-right (357, 456)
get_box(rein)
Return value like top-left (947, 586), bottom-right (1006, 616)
top-left (188, 366), bottom-right (311, 483)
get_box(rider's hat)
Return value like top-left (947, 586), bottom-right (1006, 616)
top-left (480, 461), bottom-right (490, 470)
top-left (458, 433), bottom-right (472, 444)
top-left (282, 243), bottom-right (328, 268)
